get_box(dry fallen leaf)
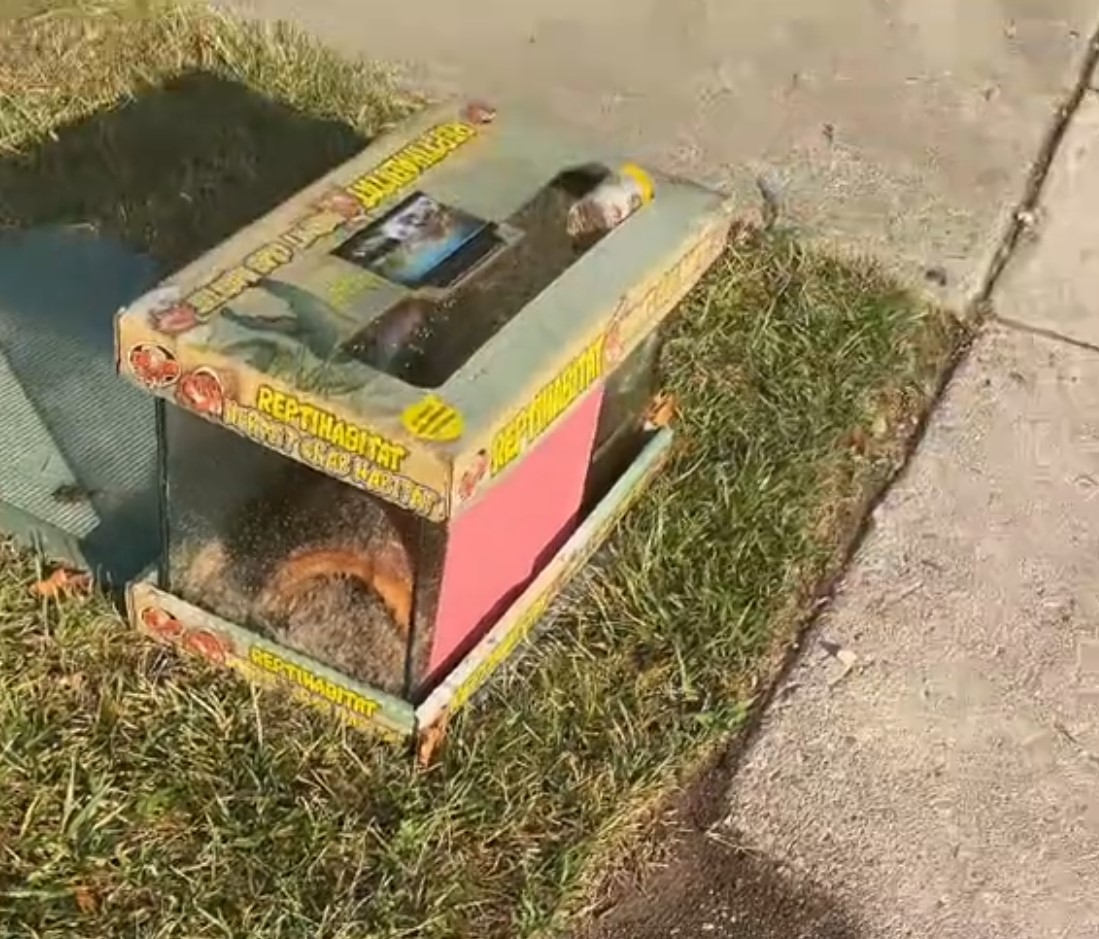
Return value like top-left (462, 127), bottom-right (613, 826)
top-left (33, 568), bottom-right (92, 599)
top-left (59, 672), bottom-right (86, 693)
top-left (846, 426), bottom-right (870, 455)
top-left (836, 648), bottom-right (859, 670)
top-left (73, 885), bottom-right (98, 915)
top-left (416, 716), bottom-right (449, 770)
top-left (644, 391), bottom-right (678, 430)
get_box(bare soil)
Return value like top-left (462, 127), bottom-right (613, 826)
top-left (580, 828), bottom-right (860, 939)
top-left (573, 730), bottom-right (865, 939)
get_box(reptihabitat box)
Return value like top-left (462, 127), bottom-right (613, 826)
top-left (114, 100), bottom-right (733, 755)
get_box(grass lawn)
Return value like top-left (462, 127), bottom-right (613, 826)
top-left (0, 3), bottom-right (966, 937)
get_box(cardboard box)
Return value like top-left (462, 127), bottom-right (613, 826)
top-left (115, 101), bottom-right (732, 750)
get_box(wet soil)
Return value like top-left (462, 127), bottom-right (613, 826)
top-left (572, 653), bottom-right (865, 939)
top-left (577, 828), bottom-right (860, 939)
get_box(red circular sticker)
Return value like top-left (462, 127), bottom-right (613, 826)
top-left (150, 301), bottom-right (200, 337)
top-left (128, 343), bottom-right (181, 389)
top-left (458, 449), bottom-right (489, 503)
top-left (140, 606), bottom-right (184, 641)
top-left (318, 189), bottom-right (364, 220)
top-left (182, 629), bottom-right (232, 665)
top-left (177, 367), bottom-right (224, 419)
top-left (462, 101), bottom-right (497, 125)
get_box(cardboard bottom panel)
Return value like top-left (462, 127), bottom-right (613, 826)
top-left (125, 427), bottom-right (675, 750)
top-left (127, 579), bottom-right (417, 742)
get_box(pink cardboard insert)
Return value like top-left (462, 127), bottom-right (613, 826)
top-left (427, 385), bottom-right (606, 679)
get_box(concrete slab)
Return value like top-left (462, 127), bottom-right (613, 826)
top-left (228, 0), bottom-right (1096, 310)
top-left (996, 91), bottom-right (1099, 346)
top-left (719, 324), bottom-right (1099, 938)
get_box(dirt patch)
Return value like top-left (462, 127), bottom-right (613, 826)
top-left (577, 828), bottom-right (860, 939)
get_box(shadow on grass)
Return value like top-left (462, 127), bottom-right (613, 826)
top-left (0, 68), bottom-right (369, 580)
top-left (0, 68), bottom-right (368, 269)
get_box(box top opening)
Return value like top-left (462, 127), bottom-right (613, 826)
top-left (115, 103), bottom-right (732, 520)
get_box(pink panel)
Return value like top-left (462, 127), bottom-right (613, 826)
top-left (427, 384), bottom-right (606, 679)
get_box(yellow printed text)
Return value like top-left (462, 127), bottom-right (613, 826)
top-left (298, 435), bottom-right (441, 517)
top-left (222, 398), bottom-right (443, 519)
top-left (491, 334), bottom-right (606, 476)
top-left (451, 593), bottom-right (551, 712)
top-left (235, 655), bottom-right (408, 742)
top-left (344, 121), bottom-right (477, 211)
top-left (187, 209), bottom-right (345, 318)
top-left (350, 454), bottom-right (442, 518)
top-left (223, 399), bottom-right (301, 455)
top-left (256, 385), bottom-right (407, 472)
top-left (609, 226), bottom-right (723, 349)
top-left (249, 645), bottom-right (381, 717)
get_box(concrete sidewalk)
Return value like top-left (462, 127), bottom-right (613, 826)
top-left (581, 92), bottom-right (1099, 932)
top-left (713, 86), bottom-right (1099, 939)
top-left (230, 0), bottom-right (1093, 312)
top-left (721, 321), bottom-right (1099, 938)
top-left (586, 319), bottom-right (1099, 939)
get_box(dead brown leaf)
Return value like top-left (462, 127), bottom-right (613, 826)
top-left (73, 884), bottom-right (98, 915)
top-left (644, 391), bottom-right (679, 430)
top-left (416, 715), bottom-right (449, 770)
top-left (33, 568), bottom-right (92, 599)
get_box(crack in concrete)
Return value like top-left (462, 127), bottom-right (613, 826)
top-left (975, 15), bottom-right (1099, 315)
top-left (991, 314), bottom-right (1099, 355)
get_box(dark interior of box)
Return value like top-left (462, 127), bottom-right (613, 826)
top-left (341, 164), bottom-right (613, 389)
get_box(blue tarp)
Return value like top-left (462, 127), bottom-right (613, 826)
top-left (0, 225), bottom-right (159, 582)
